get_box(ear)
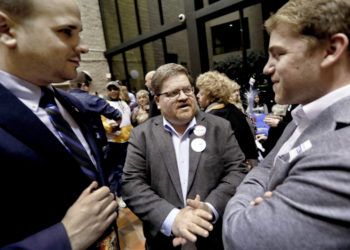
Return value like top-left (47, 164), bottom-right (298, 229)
top-left (155, 96), bottom-right (161, 109)
top-left (0, 11), bottom-right (17, 48)
top-left (321, 33), bottom-right (349, 68)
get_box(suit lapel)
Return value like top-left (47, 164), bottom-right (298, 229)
top-left (0, 85), bottom-right (73, 162)
top-left (294, 96), bottom-right (350, 148)
top-left (53, 88), bottom-right (104, 183)
top-left (187, 112), bottom-right (206, 195)
top-left (153, 117), bottom-right (184, 203)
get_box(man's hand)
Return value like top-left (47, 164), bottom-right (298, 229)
top-left (264, 115), bottom-right (281, 127)
top-left (250, 191), bottom-right (273, 206)
top-left (172, 195), bottom-right (213, 247)
top-left (62, 181), bottom-right (118, 250)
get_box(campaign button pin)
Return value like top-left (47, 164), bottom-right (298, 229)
top-left (191, 138), bottom-right (206, 152)
top-left (193, 125), bottom-right (206, 137)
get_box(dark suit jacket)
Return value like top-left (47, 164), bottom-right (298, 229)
top-left (0, 84), bottom-right (108, 249)
top-left (122, 111), bottom-right (246, 250)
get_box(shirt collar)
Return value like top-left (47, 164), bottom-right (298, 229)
top-left (292, 84), bottom-right (350, 127)
top-left (0, 70), bottom-right (42, 112)
top-left (163, 116), bottom-right (197, 137)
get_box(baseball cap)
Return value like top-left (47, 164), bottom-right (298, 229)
top-left (106, 81), bottom-right (120, 89)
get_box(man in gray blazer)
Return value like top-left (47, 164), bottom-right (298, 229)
top-left (122, 63), bottom-right (246, 250)
top-left (223, 0), bottom-right (350, 249)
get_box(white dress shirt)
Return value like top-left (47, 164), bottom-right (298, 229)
top-left (0, 70), bottom-right (97, 166)
top-left (276, 84), bottom-right (350, 161)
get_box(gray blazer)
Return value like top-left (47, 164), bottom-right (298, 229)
top-left (223, 96), bottom-right (350, 250)
top-left (122, 111), bottom-right (246, 250)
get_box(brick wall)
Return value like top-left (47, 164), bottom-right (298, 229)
top-left (76, 0), bottom-right (110, 95)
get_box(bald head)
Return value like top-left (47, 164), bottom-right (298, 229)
top-left (145, 70), bottom-right (155, 91)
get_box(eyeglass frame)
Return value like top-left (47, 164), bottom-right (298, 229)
top-left (156, 86), bottom-right (194, 99)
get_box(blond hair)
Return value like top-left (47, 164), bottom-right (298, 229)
top-left (265, 0), bottom-right (350, 51)
top-left (136, 90), bottom-right (149, 102)
top-left (195, 71), bottom-right (233, 104)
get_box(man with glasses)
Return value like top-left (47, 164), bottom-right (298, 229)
top-left (122, 63), bottom-right (246, 250)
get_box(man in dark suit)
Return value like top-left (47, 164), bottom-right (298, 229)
top-left (223, 0), bottom-right (350, 249)
top-left (0, 0), bottom-right (118, 249)
top-left (122, 63), bottom-right (246, 250)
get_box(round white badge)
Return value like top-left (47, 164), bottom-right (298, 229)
top-left (191, 138), bottom-right (206, 152)
top-left (193, 125), bottom-right (206, 137)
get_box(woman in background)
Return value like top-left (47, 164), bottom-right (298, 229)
top-left (196, 71), bottom-right (258, 168)
top-left (131, 89), bottom-right (150, 126)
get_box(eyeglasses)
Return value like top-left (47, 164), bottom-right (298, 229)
top-left (157, 86), bottom-right (194, 99)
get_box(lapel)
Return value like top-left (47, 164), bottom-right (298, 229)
top-left (53, 88), bottom-right (105, 184)
top-left (269, 97), bottom-right (350, 188)
top-left (294, 96), bottom-right (350, 149)
top-left (0, 84), bottom-right (74, 163)
top-left (187, 112), bottom-right (206, 194)
top-left (153, 116), bottom-right (184, 203)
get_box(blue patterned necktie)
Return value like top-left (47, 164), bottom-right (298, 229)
top-left (39, 87), bottom-right (97, 180)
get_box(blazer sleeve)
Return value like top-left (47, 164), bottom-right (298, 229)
top-left (121, 128), bottom-right (176, 237)
top-left (223, 129), bottom-right (350, 250)
top-left (2, 223), bottom-right (71, 250)
top-left (203, 120), bottom-right (247, 216)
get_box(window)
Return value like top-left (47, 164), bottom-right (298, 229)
top-left (211, 18), bottom-right (250, 55)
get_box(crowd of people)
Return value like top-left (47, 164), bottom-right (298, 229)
top-left (1, 0), bottom-right (350, 249)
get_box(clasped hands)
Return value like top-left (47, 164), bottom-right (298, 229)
top-left (171, 194), bottom-right (213, 247)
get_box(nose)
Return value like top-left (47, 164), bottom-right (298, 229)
top-left (78, 43), bottom-right (89, 54)
top-left (263, 58), bottom-right (274, 75)
top-left (178, 89), bottom-right (188, 100)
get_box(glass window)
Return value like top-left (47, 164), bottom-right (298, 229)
top-left (99, 0), bottom-right (121, 49)
top-left (195, 0), bottom-right (204, 10)
top-left (165, 30), bottom-right (190, 72)
top-left (111, 54), bottom-right (126, 82)
top-left (244, 3), bottom-right (265, 54)
top-left (125, 47), bottom-right (144, 92)
top-left (119, 0), bottom-right (139, 41)
top-left (211, 18), bottom-right (250, 55)
top-left (139, 0), bottom-right (162, 32)
top-left (143, 40), bottom-right (165, 71)
top-left (161, 0), bottom-right (185, 24)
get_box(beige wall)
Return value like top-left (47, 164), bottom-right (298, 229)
top-left (77, 0), bottom-right (110, 95)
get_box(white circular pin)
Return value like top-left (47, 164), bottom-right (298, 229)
top-left (191, 138), bottom-right (206, 152)
top-left (193, 125), bottom-right (206, 137)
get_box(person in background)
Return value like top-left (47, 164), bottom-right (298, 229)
top-left (0, 0), bottom-right (118, 249)
top-left (122, 63), bottom-right (246, 250)
top-left (102, 81), bottom-right (133, 208)
top-left (196, 71), bottom-right (258, 168)
top-left (223, 0), bottom-right (350, 249)
top-left (119, 84), bottom-right (137, 112)
top-left (69, 71), bottom-right (122, 126)
top-left (247, 93), bottom-right (269, 115)
top-left (131, 89), bottom-right (150, 126)
top-left (228, 80), bottom-right (244, 112)
top-left (258, 104), bottom-right (296, 156)
top-left (145, 70), bottom-right (161, 117)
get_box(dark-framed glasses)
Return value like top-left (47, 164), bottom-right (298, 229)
top-left (157, 86), bottom-right (194, 99)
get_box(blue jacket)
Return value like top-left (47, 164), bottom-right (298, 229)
top-left (0, 84), bottom-right (108, 249)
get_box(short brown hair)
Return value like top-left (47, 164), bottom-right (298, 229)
top-left (152, 63), bottom-right (193, 95)
top-left (0, 0), bottom-right (33, 19)
top-left (265, 0), bottom-right (350, 50)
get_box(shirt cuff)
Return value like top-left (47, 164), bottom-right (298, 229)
top-left (160, 208), bottom-right (180, 236)
top-left (205, 202), bottom-right (219, 223)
